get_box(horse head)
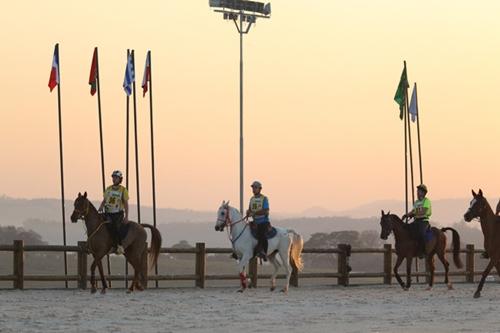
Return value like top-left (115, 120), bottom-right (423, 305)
top-left (464, 189), bottom-right (486, 222)
top-left (215, 200), bottom-right (230, 232)
top-left (379, 210), bottom-right (394, 240)
top-left (70, 192), bottom-right (90, 223)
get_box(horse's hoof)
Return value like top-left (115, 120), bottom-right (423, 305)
top-left (100, 289), bottom-right (107, 295)
top-left (447, 284), bottom-right (454, 291)
top-left (90, 288), bottom-right (97, 294)
top-left (237, 288), bottom-right (245, 293)
top-left (403, 287), bottom-right (409, 291)
top-left (127, 289), bottom-right (133, 294)
top-left (280, 288), bottom-right (288, 294)
top-left (473, 291), bottom-right (481, 299)
top-left (270, 286), bottom-right (276, 292)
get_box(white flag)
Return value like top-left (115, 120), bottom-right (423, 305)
top-left (409, 83), bottom-right (418, 122)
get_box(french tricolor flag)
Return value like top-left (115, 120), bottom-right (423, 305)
top-left (48, 44), bottom-right (60, 92)
top-left (142, 51), bottom-right (151, 97)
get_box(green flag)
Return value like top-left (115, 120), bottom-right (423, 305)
top-left (394, 66), bottom-right (409, 120)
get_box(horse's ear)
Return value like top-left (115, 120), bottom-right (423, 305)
top-left (222, 200), bottom-right (225, 206)
top-left (479, 189), bottom-right (483, 197)
top-left (472, 190), bottom-right (477, 197)
top-left (381, 210), bottom-right (385, 216)
top-left (83, 192), bottom-right (87, 198)
top-left (227, 200), bottom-right (230, 206)
top-left (78, 192), bottom-right (82, 197)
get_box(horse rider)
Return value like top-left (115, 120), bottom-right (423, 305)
top-left (246, 181), bottom-right (271, 261)
top-left (402, 184), bottom-right (432, 258)
top-left (98, 170), bottom-right (129, 255)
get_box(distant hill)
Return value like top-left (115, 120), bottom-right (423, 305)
top-left (0, 195), bottom-right (215, 226)
top-left (0, 195), bottom-right (487, 248)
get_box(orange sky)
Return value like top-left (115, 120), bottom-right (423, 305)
top-left (1, 1), bottom-right (500, 213)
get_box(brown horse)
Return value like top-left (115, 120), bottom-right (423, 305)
top-left (380, 210), bottom-right (463, 290)
top-left (464, 189), bottom-right (500, 298)
top-left (70, 192), bottom-right (162, 294)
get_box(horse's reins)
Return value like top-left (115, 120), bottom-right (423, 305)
top-left (218, 206), bottom-right (249, 246)
top-left (74, 200), bottom-right (109, 253)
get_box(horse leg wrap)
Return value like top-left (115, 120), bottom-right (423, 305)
top-left (240, 272), bottom-right (247, 289)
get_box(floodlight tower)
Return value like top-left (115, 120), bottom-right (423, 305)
top-left (209, 0), bottom-right (271, 214)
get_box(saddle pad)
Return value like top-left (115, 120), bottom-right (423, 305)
top-left (424, 228), bottom-right (434, 242)
top-left (251, 227), bottom-right (278, 240)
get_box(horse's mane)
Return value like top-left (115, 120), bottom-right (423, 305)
top-left (387, 214), bottom-right (413, 231)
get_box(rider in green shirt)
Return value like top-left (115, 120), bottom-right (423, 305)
top-left (403, 184), bottom-right (431, 258)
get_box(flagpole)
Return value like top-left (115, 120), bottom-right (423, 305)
top-left (403, 72), bottom-right (408, 217)
top-left (54, 44), bottom-right (68, 288)
top-left (93, 47), bottom-right (112, 287)
top-left (147, 51), bottom-right (159, 287)
top-left (404, 62), bottom-right (415, 204)
top-left (125, 49), bottom-right (130, 288)
top-left (96, 48), bottom-right (106, 194)
top-left (415, 83), bottom-right (424, 184)
top-left (132, 50), bottom-right (141, 224)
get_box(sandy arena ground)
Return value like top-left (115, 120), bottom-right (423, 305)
top-left (2, 283), bottom-right (500, 333)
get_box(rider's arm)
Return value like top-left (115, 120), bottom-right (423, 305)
top-left (98, 198), bottom-right (106, 212)
top-left (123, 199), bottom-right (129, 223)
top-left (122, 187), bottom-right (129, 223)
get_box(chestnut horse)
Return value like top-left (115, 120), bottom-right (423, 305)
top-left (380, 210), bottom-right (463, 290)
top-left (464, 189), bottom-right (500, 298)
top-left (70, 192), bottom-right (161, 294)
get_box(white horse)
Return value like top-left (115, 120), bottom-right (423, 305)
top-left (215, 201), bottom-right (304, 293)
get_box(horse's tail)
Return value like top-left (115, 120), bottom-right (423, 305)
top-left (141, 224), bottom-right (162, 271)
top-left (288, 230), bottom-right (304, 272)
top-left (441, 227), bottom-right (463, 269)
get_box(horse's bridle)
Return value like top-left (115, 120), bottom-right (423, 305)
top-left (217, 206), bottom-right (248, 231)
top-left (73, 200), bottom-right (91, 220)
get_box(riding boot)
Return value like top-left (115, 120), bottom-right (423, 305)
top-left (419, 237), bottom-right (426, 259)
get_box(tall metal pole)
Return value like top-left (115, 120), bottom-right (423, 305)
top-left (96, 48), bottom-right (106, 194)
top-left (404, 65), bottom-right (415, 205)
top-left (414, 83), bottom-right (424, 184)
top-left (403, 86), bottom-right (408, 217)
top-left (126, 50), bottom-right (130, 190)
top-left (55, 44), bottom-right (68, 288)
top-left (95, 47), bottom-right (112, 286)
top-left (239, 12), bottom-right (244, 215)
top-left (147, 51), bottom-right (159, 287)
top-left (124, 49), bottom-right (131, 288)
top-left (132, 50), bottom-right (141, 224)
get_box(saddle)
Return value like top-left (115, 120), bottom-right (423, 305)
top-left (407, 222), bottom-right (434, 243)
top-left (99, 213), bottom-right (130, 240)
top-left (249, 222), bottom-right (277, 240)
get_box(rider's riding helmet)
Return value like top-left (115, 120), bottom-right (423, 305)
top-left (417, 184), bottom-right (428, 193)
top-left (111, 170), bottom-right (123, 179)
top-left (251, 181), bottom-right (262, 189)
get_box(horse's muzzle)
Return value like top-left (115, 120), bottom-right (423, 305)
top-left (463, 213), bottom-right (472, 223)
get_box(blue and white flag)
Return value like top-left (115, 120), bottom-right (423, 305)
top-left (123, 53), bottom-right (135, 96)
top-left (409, 83), bottom-right (418, 122)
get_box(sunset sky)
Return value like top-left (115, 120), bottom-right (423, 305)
top-left (1, 1), bottom-right (500, 214)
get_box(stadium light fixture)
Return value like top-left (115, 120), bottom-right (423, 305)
top-left (209, 0), bottom-right (271, 214)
